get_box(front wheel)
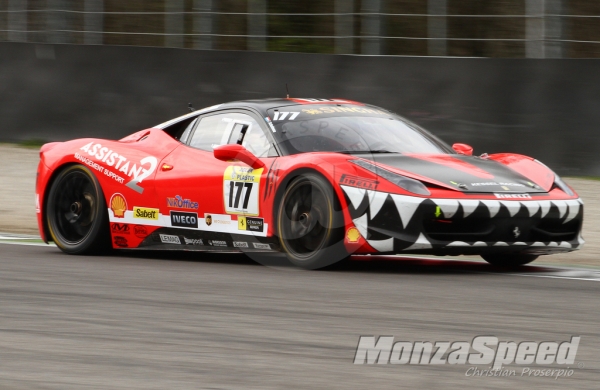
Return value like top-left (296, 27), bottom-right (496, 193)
top-left (277, 173), bottom-right (348, 269)
top-left (46, 164), bottom-right (111, 254)
top-left (481, 253), bottom-right (539, 267)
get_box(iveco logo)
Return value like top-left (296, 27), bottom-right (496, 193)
top-left (513, 226), bottom-right (521, 239)
top-left (170, 211), bottom-right (199, 228)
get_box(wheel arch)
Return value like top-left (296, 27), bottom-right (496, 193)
top-left (271, 167), bottom-right (347, 237)
top-left (42, 162), bottom-right (110, 244)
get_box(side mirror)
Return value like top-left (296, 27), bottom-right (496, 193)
top-left (452, 143), bottom-right (473, 156)
top-left (213, 144), bottom-right (265, 169)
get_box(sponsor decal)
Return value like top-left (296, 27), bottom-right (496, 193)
top-left (111, 223), bottom-right (130, 234)
top-left (166, 195), bottom-right (199, 210)
top-left (170, 211), bottom-right (199, 228)
top-left (264, 116), bottom-right (277, 133)
top-left (184, 237), bottom-right (203, 245)
top-left (114, 236), bottom-right (128, 247)
top-left (301, 106), bottom-right (387, 116)
top-left (470, 182), bottom-right (526, 188)
top-left (346, 227), bottom-right (361, 243)
top-left (353, 335), bottom-right (581, 375)
top-left (110, 193), bottom-right (127, 218)
top-left (208, 240), bottom-right (227, 247)
top-left (224, 166), bottom-right (263, 216)
top-left (340, 174), bottom-right (378, 190)
top-left (134, 225), bottom-right (148, 238)
top-left (233, 241), bottom-right (249, 248)
top-left (133, 207), bottom-right (159, 220)
top-left (205, 213), bottom-right (232, 226)
top-left (237, 216), bottom-right (264, 232)
top-left (494, 193), bottom-right (532, 199)
top-left (35, 194), bottom-right (40, 214)
top-left (77, 142), bottom-right (158, 193)
top-left (290, 98), bottom-right (363, 105)
top-left (272, 111), bottom-right (301, 121)
top-left (252, 242), bottom-right (271, 250)
top-left (159, 234), bottom-right (181, 244)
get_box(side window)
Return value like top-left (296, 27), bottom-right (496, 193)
top-left (188, 112), bottom-right (277, 156)
top-left (179, 118), bottom-right (198, 144)
top-left (242, 125), bottom-right (274, 157)
top-left (161, 115), bottom-right (199, 141)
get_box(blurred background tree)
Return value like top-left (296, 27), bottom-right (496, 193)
top-left (1, 0), bottom-right (600, 57)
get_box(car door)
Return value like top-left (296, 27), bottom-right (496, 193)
top-left (153, 109), bottom-right (278, 247)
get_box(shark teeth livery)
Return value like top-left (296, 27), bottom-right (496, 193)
top-left (342, 186), bottom-right (583, 254)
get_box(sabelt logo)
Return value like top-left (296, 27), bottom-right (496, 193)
top-left (133, 207), bottom-right (159, 220)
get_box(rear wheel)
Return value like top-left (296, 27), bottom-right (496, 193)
top-left (277, 173), bottom-right (348, 269)
top-left (481, 253), bottom-right (539, 267)
top-left (46, 165), bottom-right (110, 254)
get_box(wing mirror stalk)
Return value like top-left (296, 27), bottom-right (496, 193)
top-left (452, 143), bottom-right (473, 156)
top-left (213, 144), bottom-right (265, 169)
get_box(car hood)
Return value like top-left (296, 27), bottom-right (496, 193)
top-left (353, 153), bottom-right (547, 193)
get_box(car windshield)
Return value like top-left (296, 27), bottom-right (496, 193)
top-left (269, 106), bottom-right (453, 155)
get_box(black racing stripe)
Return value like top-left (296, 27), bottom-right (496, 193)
top-left (359, 154), bottom-right (545, 193)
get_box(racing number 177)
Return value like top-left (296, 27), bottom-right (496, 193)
top-left (229, 181), bottom-right (253, 209)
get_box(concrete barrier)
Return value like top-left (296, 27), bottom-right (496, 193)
top-left (0, 42), bottom-right (598, 175)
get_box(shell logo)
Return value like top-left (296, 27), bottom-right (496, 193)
top-left (110, 193), bottom-right (127, 218)
top-left (346, 227), bottom-right (361, 243)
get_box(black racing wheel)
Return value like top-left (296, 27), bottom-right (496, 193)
top-left (277, 173), bottom-right (349, 269)
top-left (46, 164), bottom-right (111, 254)
top-left (481, 253), bottom-right (539, 267)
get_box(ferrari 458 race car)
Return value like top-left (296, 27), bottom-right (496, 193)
top-left (36, 98), bottom-right (584, 269)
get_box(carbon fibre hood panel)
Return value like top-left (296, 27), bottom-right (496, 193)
top-left (359, 154), bottom-right (547, 193)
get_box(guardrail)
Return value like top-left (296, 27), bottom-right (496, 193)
top-left (1, 1), bottom-right (600, 58)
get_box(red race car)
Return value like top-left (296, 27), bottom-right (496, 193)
top-left (36, 98), bottom-right (584, 269)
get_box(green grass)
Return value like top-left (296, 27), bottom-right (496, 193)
top-left (18, 139), bottom-right (47, 149)
top-left (568, 176), bottom-right (600, 181)
top-left (0, 140), bottom-right (49, 149)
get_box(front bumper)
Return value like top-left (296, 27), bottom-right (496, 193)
top-left (342, 186), bottom-right (584, 256)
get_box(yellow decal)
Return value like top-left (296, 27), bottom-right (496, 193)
top-left (346, 227), bottom-right (361, 243)
top-left (238, 216), bottom-right (246, 230)
top-left (224, 166), bottom-right (263, 216)
top-left (133, 207), bottom-right (159, 220)
top-left (434, 206), bottom-right (442, 218)
top-left (110, 193), bottom-right (127, 218)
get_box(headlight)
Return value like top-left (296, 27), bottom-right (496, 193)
top-left (534, 160), bottom-right (575, 196)
top-left (554, 175), bottom-right (575, 196)
top-left (350, 159), bottom-right (430, 196)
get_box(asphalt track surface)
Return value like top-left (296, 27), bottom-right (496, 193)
top-left (1, 243), bottom-right (598, 389)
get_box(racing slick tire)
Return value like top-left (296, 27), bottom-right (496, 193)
top-left (481, 253), bottom-right (539, 267)
top-left (46, 164), bottom-right (111, 255)
top-left (277, 173), bottom-right (349, 269)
